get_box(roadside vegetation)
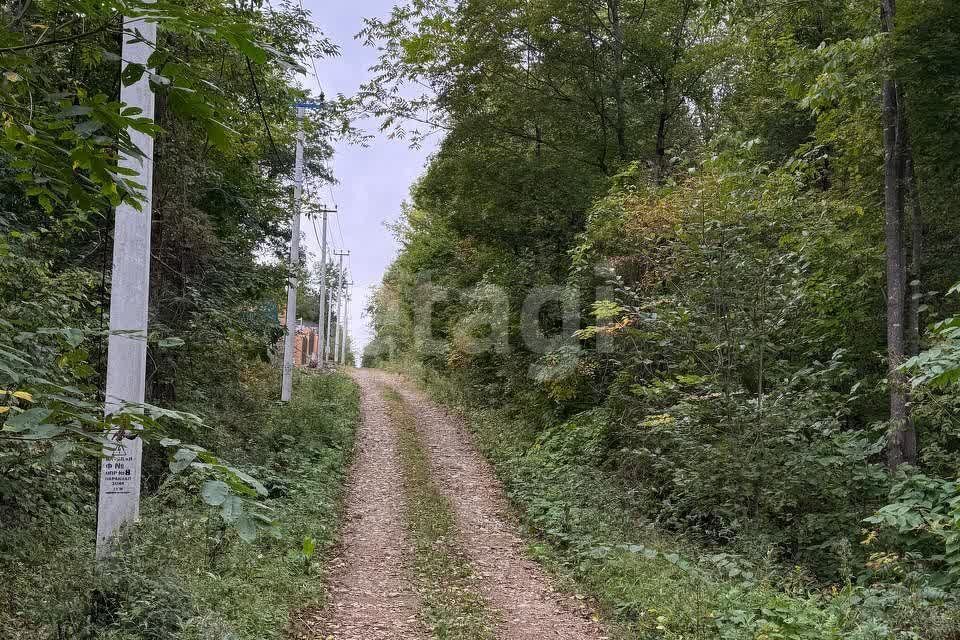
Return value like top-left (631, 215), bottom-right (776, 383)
top-left (455, 390), bottom-right (959, 639)
top-left (1, 369), bottom-right (359, 640)
top-left (364, 1), bottom-right (960, 637)
top-left (0, 1), bottom-right (359, 637)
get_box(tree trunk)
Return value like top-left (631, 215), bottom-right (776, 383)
top-left (655, 108), bottom-right (669, 184)
top-left (655, 0), bottom-right (692, 185)
top-left (882, 0), bottom-right (917, 469)
top-left (904, 127), bottom-right (923, 358)
top-left (903, 120), bottom-right (923, 461)
top-left (606, 0), bottom-right (627, 162)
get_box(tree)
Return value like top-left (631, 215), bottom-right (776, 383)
top-left (0, 0), bottom-right (345, 541)
top-left (881, 0), bottom-right (917, 469)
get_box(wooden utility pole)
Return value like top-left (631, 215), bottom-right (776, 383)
top-left (96, 15), bottom-right (157, 560)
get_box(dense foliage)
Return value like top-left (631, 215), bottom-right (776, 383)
top-left (2, 368), bottom-right (358, 639)
top-left (1, 0), bottom-right (331, 496)
top-left (0, 0), bottom-right (357, 635)
top-left (364, 0), bottom-right (960, 635)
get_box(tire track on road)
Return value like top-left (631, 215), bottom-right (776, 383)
top-left (303, 371), bottom-right (423, 640)
top-left (372, 370), bottom-right (609, 640)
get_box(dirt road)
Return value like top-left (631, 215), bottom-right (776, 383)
top-left (306, 369), bottom-right (607, 640)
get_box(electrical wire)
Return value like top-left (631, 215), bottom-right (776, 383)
top-left (293, 0), bottom-right (347, 326)
top-left (327, 183), bottom-right (338, 209)
top-left (292, 0), bottom-right (339, 218)
top-left (245, 56), bottom-right (283, 170)
top-left (310, 214), bottom-right (324, 264)
top-left (292, 0), bottom-right (342, 264)
top-left (298, 0), bottom-right (326, 97)
top-left (334, 205), bottom-right (345, 251)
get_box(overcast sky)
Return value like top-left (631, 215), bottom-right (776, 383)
top-left (298, 0), bottom-right (434, 356)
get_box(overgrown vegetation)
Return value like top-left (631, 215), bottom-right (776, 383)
top-left (364, 0), bottom-right (960, 636)
top-left (410, 368), bottom-right (960, 639)
top-left (1, 369), bottom-right (358, 640)
top-left (0, 0), bottom-right (359, 636)
top-left (387, 388), bottom-right (495, 640)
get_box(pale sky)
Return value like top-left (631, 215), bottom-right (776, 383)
top-left (298, 0), bottom-right (434, 356)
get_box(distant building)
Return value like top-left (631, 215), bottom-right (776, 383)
top-left (279, 307), bottom-right (322, 367)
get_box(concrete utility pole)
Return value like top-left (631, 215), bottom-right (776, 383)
top-left (337, 277), bottom-right (347, 364)
top-left (324, 275), bottom-right (335, 363)
top-left (314, 206), bottom-right (336, 367)
top-left (332, 251), bottom-right (348, 366)
top-left (337, 279), bottom-right (345, 365)
top-left (341, 282), bottom-right (353, 365)
top-left (280, 106), bottom-right (306, 402)
top-left (280, 101), bottom-right (324, 399)
top-left (96, 16), bottom-right (158, 560)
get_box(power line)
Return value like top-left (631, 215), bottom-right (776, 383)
top-left (298, 0), bottom-right (326, 96)
top-left (334, 205), bottom-right (345, 249)
top-left (285, 5), bottom-right (346, 356)
top-left (292, 3), bottom-right (341, 254)
top-left (245, 56), bottom-right (283, 170)
top-left (311, 214), bottom-right (324, 266)
top-left (296, 0), bottom-right (340, 222)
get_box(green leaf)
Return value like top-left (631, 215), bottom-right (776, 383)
top-left (121, 63), bottom-right (146, 86)
top-left (61, 328), bottom-right (84, 348)
top-left (592, 300), bottom-right (625, 320)
top-left (158, 337), bottom-right (185, 348)
top-left (22, 423), bottom-right (65, 439)
top-left (203, 119), bottom-right (233, 150)
top-left (169, 448), bottom-right (197, 473)
top-left (228, 466), bottom-right (268, 497)
top-left (221, 495), bottom-right (243, 523)
top-left (3, 407), bottom-right (54, 433)
top-left (49, 441), bottom-right (76, 464)
top-left (201, 479), bottom-right (229, 506)
top-left (236, 512), bottom-right (257, 543)
top-left (148, 73), bottom-right (171, 87)
top-left (223, 29), bottom-right (267, 65)
top-left (58, 105), bottom-right (93, 118)
top-left (74, 119), bottom-right (105, 137)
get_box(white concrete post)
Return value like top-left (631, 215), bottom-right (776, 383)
top-left (280, 107), bottom-right (306, 401)
top-left (325, 276), bottom-right (335, 362)
top-left (332, 251), bottom-right (347, 365)
top-left (341, 283), bottom-right (351, 365)
top-left (316, 210), bottom-right (327, 365)
top-left (96, 16), bottom-right (157, 560)
top-left (315, 207), bottom-right (335, 366)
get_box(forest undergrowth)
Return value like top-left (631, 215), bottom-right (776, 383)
top-left (0, 369), bottom-right (359, 640)
top-left (393, 363), bottom-right (960, 640)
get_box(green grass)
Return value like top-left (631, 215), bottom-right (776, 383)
top-left (386, 388), bottom-right (495, 640)
top-left (0, 368), bottom-right (359, 640)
